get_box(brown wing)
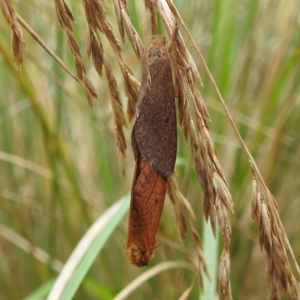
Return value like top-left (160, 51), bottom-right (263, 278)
top-left (126, 160), bottom-right (167, 267)
top-left (133, 38), bottom-right (177, 178)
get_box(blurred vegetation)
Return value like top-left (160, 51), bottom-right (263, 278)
top-left (0, 0), bottom-right (299, 299)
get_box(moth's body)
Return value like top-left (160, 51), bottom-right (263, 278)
top-left (126, 36), bottom-right (177, 267)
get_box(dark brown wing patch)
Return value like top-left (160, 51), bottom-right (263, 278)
top-left (133, 37), bottom-right (177, 178)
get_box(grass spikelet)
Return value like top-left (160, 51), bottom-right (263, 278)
top-left (118, 0), bottom-right (144, 60)
top-left (0, 0), bottom-right (25, 69)
top-left (144, 0), bottom-right (157, 36)
top-left (83, 0), bottom-right (121, 53)
top-left (54, 0), bottom-right (97, 106)
top-left (117, 59), bottom-right (140, 121)
top-left (218, 249), bottom-right (232, 299)
top-left (103, 54), bottom-right (127, 172)
top-left (87, 29), bottom-right (104, 77)
top-left (54, 0), bottom-right (73, 31)
top-left (112, 0), bottom-right (126, 42)
top-left (251, 161), bottom-right (300, 298)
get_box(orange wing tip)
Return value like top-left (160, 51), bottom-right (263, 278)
top-left (126, 243), bottom-right (154, 267)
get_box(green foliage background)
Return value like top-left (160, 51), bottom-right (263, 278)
top-left (0, 0), bottom-right (299, 299)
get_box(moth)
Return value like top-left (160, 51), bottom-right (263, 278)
top-left (126, 36), bottom-right (177, 267)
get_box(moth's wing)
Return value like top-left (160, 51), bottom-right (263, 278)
top-left (133, 57), bottom-right (177, 178)
top-left (126, 161), bottom-right (167, 267)
top-left (134, 162), bottom-right (167, 244)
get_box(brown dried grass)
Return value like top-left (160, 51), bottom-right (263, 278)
top-left (0, 0), bottom-right (25, 69)
top-left (1, 0), bottom-right (299, 299)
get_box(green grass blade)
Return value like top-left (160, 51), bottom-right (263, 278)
top-left (24, 279), bottom-right (56, 300)
top-left (200, 220), bottom-right (219, 300)
top-left (46, 195), bottom-right (130, 300)
top-left (82, 278), bottom-right (115, 300)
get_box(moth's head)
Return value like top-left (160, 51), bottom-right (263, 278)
top-left (147, 47), bottom-right (161, 63)
top-left (126, 243), bottom-right (154, 267)
top-left (146, 36), bottom-right (168, 64)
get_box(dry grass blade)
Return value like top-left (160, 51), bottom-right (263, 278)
top-left (0, 0), bottom-right (25, 69)
top-left (113, 261), bottom-right (194, 300)
top-left (0, 151), bottom-right (72, 190)
top-left (0, 224), bottom-right (63, 272)
top-left (178, 278), bottom-right (195, 300)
